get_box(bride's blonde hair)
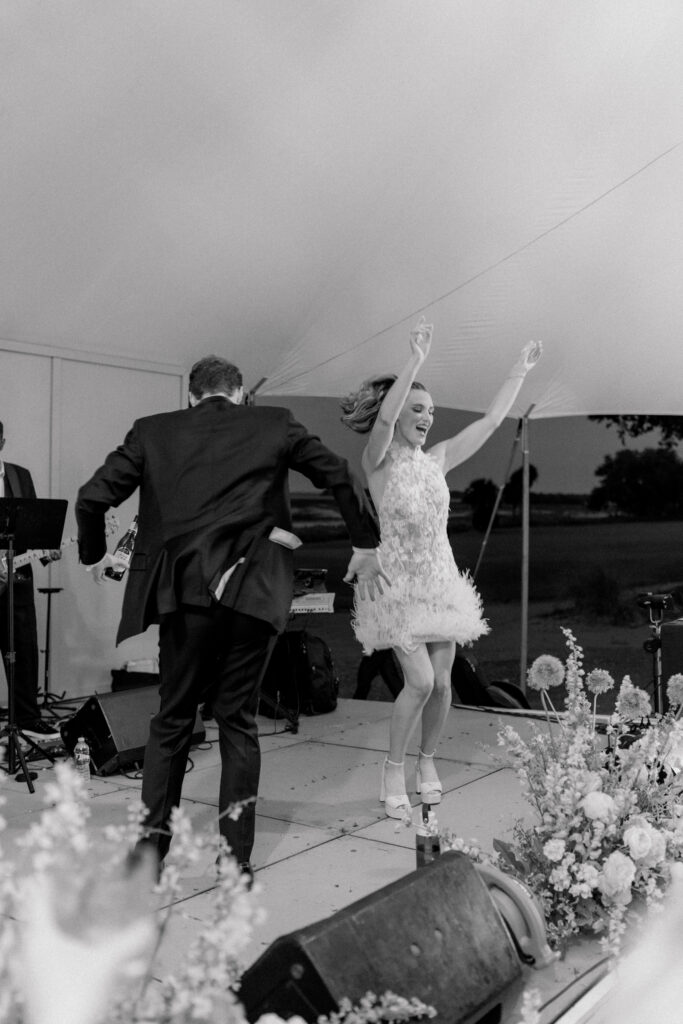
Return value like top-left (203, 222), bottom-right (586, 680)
top-left (340, 375), bottom-right (427, 434)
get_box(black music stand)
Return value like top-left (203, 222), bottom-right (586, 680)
top-left (0, 498), bottom-right (67, 791)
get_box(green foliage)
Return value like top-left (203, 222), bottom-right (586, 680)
top-left (567, 566), bottom-right (631, 623)
top-left (589, 448), bottom-right (683, 518)
top-left (503, 464), bottom-right (539, 510)
top-left (463, 477), bottom-right (499, 532)
top-left (462, 477), bottom-right (497, 507)
top-left (590, 415), bottom-right (683, 449)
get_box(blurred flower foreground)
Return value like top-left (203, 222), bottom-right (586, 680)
top-left (0, 765), bottom-right (434, 1024)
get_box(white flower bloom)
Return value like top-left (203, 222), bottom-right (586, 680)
top-left (622, 817), bottom-right (667, 866)
top-left (598, 851), bottom-right (636, 903)
top-left (667, 673), bottom-right (683, 708)
top-left (585, 669), bottom-right (615, 695)
top-left (543, 838), bottom-right (566, 862)
top-left (623, 824), bottom-right (652, 860)
top-left (527, 655), bottom-right (565, 691)
top-left (647, 829), bottom-right (667, 866)
top-left (615, 679), bottom-right (652, 722)
top-left (576, 863), bottom-right (600, 888)
top-left (581, 791), bottom-right (617, 821)
top-left (581, 772), bottom-right (603, 794)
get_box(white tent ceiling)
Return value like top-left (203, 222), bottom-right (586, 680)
top-left (3, 0), bottom-right (683, 418)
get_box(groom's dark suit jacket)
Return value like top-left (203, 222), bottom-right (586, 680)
top-left (76, 397), bottom-right (376, 644)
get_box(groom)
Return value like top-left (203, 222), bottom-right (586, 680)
top-left (76, 355), bottom-right (386, 873)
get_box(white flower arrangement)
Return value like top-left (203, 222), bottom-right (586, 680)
top-left (318, 992), bottom-right (436, 1024)
top-left (491, 628), bottom-right (683, 954)
top-left (0, 764), bottom-right (436, 1024)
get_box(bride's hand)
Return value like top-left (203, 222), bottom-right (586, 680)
top-left (409, 316), bottom-right (433, 361)
top-left (514, 340), bottom-right (543, 374)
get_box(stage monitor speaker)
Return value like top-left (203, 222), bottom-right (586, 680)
top-left (662, 618), bottom-right (683, 688)
top-left (60, 689), bottom-right (206, 776)
top-left (239, 851), bottom-right (523, 1024)
top-left (110, 669), bottom-right (160, 692)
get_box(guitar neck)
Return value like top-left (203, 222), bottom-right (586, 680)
top-left (1, 513), bottom-right (118, 577)
top-left (9, 537), bottom-right (77, 571)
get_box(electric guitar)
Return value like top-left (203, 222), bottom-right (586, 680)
top-left (0, 512), bottom-right (119, 597)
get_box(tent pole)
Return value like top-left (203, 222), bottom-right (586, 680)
top-left (520, 406), bottom-right (535, 693)
top-left (246, 377), bottom-right (267, 406)
top-left (473, 419), bottom-right (524, 581)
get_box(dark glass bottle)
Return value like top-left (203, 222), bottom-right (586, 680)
top-left (416, 806), bottom-right (441, 868)
top-left (104, 515), bottom-right (139, 581)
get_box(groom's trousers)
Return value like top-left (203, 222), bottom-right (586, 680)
top-left (141, 603), bottom-right (275, 865)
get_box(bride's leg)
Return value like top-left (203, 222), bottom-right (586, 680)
top-left (421, 641), bottom-right (456, 750)
top-left (380, 646), bottom-right (434, 815)
top-left (416, 642), bottom-right (456, 801)
top-left (390, 645), bottom-right (434, 762)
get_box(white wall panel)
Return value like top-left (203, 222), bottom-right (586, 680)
top-left (0, 342), bottom-right (184, 704)
top-left (0, 350), bottom-right (52, 490)
top-left (0, 349), bottom-right (54, 702)
top-left (55, 360), bottom-right (182, 697)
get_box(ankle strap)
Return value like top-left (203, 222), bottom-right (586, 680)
top-left (386, 758), bottom-right (405, 767)
top-left (418, 749), bottom-right (436, 759)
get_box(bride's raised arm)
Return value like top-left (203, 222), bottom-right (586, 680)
top-left (428, 340), bottom-right (542, 475)
top-left (362, 318), bottom-right (433, 472)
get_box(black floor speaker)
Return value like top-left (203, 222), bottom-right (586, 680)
top-left (60, 689), bottom-right (206, 776)
top-left (239, 851), bottom-right (523, 1024)
top-left (662, 618), bottom-right (683, 682)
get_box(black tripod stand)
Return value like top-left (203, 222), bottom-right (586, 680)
top-left (638, 591), bottom-right (673, 714)
top-left (0, 498), bottom-right (67, 791)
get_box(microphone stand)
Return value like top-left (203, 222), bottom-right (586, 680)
top-left (37, 586), bottom-right (66, 711)
top-left (639, 592), bottom-right (673, 714)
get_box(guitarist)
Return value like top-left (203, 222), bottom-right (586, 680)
top-left (0, 422), bottom-right (61, 742)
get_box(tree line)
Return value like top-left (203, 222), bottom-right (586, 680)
top-left (463, 415), bottom-right (683, 524)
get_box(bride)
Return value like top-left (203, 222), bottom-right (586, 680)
top-left (341, 319), bottom-right (542, 820)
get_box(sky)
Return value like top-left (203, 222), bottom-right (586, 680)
top-left (261, 396), bottom-right (667, 496)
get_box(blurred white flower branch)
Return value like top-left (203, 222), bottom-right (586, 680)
top-left (1, 763), bottom-right (263, 1024)
top-left (1, 764), bottom-right (435, 1024)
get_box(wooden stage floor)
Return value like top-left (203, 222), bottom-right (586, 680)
top-left (0, 699), bottom-right (614, 1023)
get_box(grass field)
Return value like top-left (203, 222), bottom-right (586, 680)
top-left (292, 520), bottom-right (683, 706)
top-left (295, 519), bottom-right (683, 606)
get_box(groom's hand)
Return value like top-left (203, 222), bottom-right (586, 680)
top-left (344, 549), bottom-right (391, 601)
top-left (84, 552), bottom-right (124, 583)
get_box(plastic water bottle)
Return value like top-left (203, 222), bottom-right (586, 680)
top-left (74, 736), bottom-right (91, 785)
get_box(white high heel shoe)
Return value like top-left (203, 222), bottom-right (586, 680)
top-left (415, 749), bottom-right (442, 804)
top-left (380, 758), bottom-right (412, 820)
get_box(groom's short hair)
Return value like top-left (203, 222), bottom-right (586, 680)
top-left (189, 356), bottom-right (243, 399)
